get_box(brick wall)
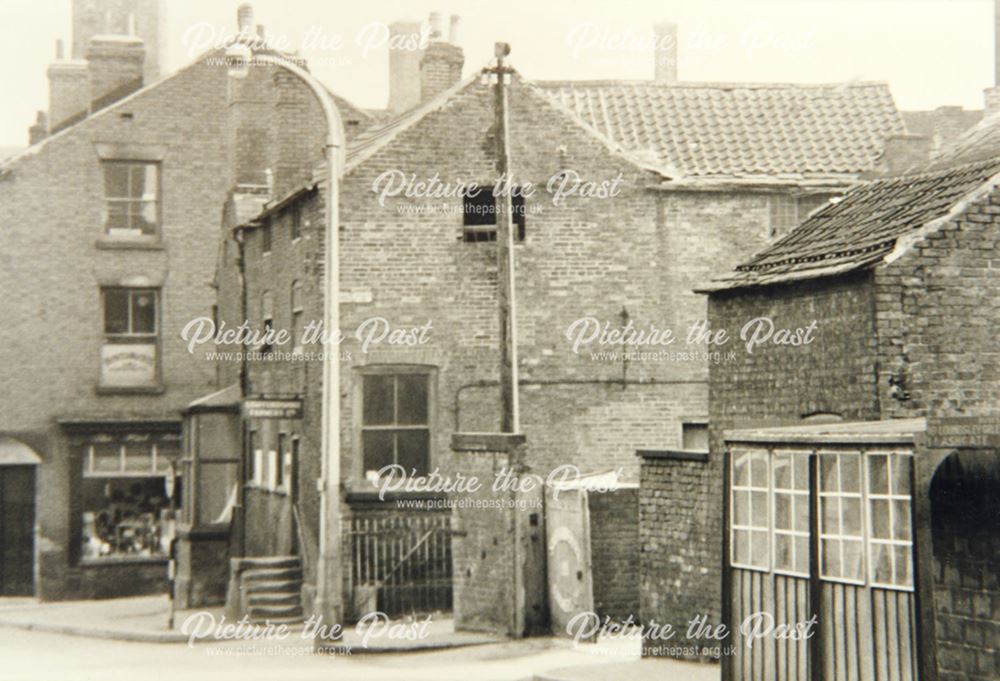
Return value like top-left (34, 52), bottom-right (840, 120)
top-left (589, 486), bottom-right (639, 621)
top-left (0, 55), bottom-right (236, 599)
top-left (638, 452), bottom-right (716, 658)
top-left (930, 452), bottom-right (1000, 681)
top-left (449, 434), bottom-right (546, 636)
top-left (874, 189), bottom-right (1000, 421)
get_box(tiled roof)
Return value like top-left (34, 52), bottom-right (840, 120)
top-left (703, 154), bottom-right (1000, 291)
top-left (534, 81), bottom-right (905, 179)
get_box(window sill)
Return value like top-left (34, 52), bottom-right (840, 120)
top-left (96, 384), bottom-right (165, 396)
top-left (345, 485), bottom-right (449, 505)
top-left (79, 555), bottom-right (168, 566)
top-left (95, 238), bottom-right (164, 251)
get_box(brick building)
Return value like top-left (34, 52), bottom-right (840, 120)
top-left (0, 3), bottom-right (369, 600)
top-left (688, 154), bottom-right (1000, 679)
top-left (206, 20), bottom-right (906, 625)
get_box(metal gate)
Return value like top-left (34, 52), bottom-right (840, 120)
top-left (344, 512), bottom-right (452, 620)
top-left (545, 486), bottom-right (594, 636)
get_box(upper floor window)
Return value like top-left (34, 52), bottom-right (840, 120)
top-left (291, 281), bottom-right (304, 351)
top-left (100, 288), bottom-right (159, 388)
top-left (462, 186), bottom-right (526, 243)
top-left (103, 161), bottom-right (159, 238)
top-left (360, 370), bottom-right (432, 479)
top-left (261, 222), bottom-right (272, 253)
top-left (289, 204), bottom-right (302, 241)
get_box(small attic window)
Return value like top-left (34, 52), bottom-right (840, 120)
top-left (462, 186), bottom-right (526, 243)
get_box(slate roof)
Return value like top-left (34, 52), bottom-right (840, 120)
top-left (533, 80), bottom-right (905, 179)
top-left (702, 154), bottom-right (1000, 291)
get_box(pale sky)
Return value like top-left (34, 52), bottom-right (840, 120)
top-left (0, 0), bottom-right (994, 147)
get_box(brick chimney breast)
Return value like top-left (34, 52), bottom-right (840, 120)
top-left (47, 56), bottom-right (90, 130)
top-left (86, 34), bottom-right (145, 109)
top-left (420, 14), bottom-right (463, 103)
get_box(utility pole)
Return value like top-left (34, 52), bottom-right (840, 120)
top-left (485, 42), bottom-right (520, 434)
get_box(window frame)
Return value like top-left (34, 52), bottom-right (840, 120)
top-left (354, 365), bottom-right (436, 482)
top-left (730, 448), bottom-right (771, 572)
top-left (461, 185), bottom-right (526, 243)
top-left (770, 450), bottom-right (811, 578)
top-left (99, 287), bottom-right (161, 389)
top-left (290, 280), bottom-right (304, 353)
top-left (101, 160), bottom-right (162, 240)
top-left (818, 450), bottom-right (867, 586)
top-left (865, 450), bottom-right (914, 591)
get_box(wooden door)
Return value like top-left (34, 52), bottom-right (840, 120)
top-left (0, 466), bottom-right (35, 596)
top-left (545, 486), bottom-right (593, 636)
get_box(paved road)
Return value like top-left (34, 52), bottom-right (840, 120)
top-left (0, 627), bottom-right (632, 681)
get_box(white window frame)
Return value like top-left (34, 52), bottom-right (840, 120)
top-left (818, 450), bottom-right (867, 586)
top-left (730, 448), bottom-right (771, 571)
top-left (866, 450), bottom-right (914, 591)
top-left (771, 450), bottom-right (811, 578)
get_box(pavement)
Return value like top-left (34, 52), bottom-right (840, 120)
top-left (0, 597), bottom-right (722, 680)
top-left (0, 595), bottom-right (505, 649)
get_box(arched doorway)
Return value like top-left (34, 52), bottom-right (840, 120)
top-left (0, 437), bottom-right (40, 596)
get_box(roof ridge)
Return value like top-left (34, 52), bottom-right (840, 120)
top-left (532, 79), bottom-right (893, 90)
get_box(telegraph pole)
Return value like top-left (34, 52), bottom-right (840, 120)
top-left (486, 42), bottom-right (520, 434)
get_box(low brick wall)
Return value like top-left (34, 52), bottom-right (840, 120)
top-left (638, 449), bottom-right (720, 660)
top-left (589, 486), bottom-right (639, 621)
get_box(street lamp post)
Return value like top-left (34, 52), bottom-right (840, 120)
top-left (226, 44), bottom-right (345, 636)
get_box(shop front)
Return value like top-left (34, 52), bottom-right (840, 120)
top-left (61, 420), bottom-right (182, 599)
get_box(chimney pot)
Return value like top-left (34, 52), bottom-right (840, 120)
top-left (449, 15), bottom-right (461, 44)
top-left (55, 39), bottom-right (64, 60)
top-left (653, 21), bottom-right (678, 83)
top-left (28, 110), bottom-right (48, 145)
top-left (429, 12), bottom-right (444, 41)
top-left (237, 3), bottom-right (255, 35)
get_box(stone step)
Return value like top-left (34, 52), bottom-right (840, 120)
top-left (248, 604), bottom-right (304, 621)
top-left (239, 555), bottom-right (301, 570)
top-left (247, 614), bottom-right (305, 626)
top-left (243, 567), bottom-right (303, 583)
top-left (244, 579), bottom-right (302, 594)
top-left (247, 591), bottom-right (300, 607)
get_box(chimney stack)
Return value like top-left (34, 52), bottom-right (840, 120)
top-left (388, 20), bottom-right (423, 113)
top-left (47, 39), bottom-right (89, 129)
top-left (878, 134), bottom-right (932, 176)
top-left (419, 13), bottom-right (464, 103)
top-left (653, 22), bottom-right (678, 83)
top-left (28, 111), bottom-right (48, 145)
top-left (86, 34), bottom-right (146, 108)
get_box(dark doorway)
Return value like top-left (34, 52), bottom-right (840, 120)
top-left (0, 465), bottom-right (35, 596)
